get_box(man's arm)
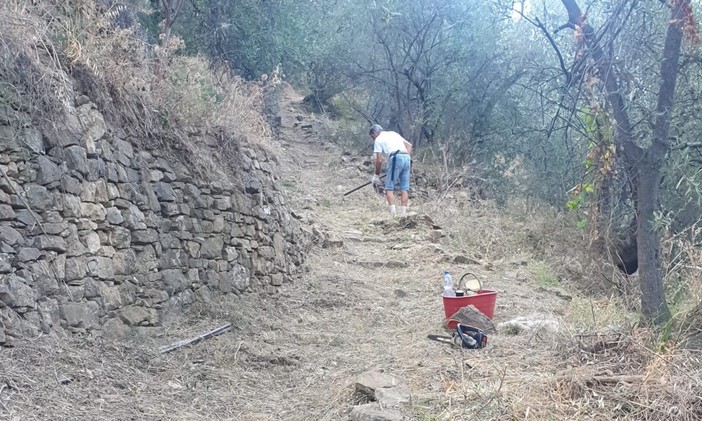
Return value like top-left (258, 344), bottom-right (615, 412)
top-left (403, 139), bottom-right (413, 155)
top-left (374, 152), bottom-right (383, 175)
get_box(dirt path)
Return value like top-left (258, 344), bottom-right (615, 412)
top-left (229, 86), bottom-right (576, 419)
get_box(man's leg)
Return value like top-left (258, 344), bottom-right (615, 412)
top-left (386, 191), bottom-right (396, 205)
top-left (400, 191), bottom-right (409, 207)
top-left (384, 176), bottom-right (397, 214)
top-left (398, 156), bottom-right (411, 213)
top-left (385, 191), bottom-right (396, 214)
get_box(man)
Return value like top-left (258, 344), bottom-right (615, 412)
top-left (369, 124), bottom-right (413, 215)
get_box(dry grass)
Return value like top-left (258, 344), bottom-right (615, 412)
top-left (0, 0), bottom-right (272, 183)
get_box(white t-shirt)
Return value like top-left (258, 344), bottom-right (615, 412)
top-left (373, 131), bottom-right (408, 158)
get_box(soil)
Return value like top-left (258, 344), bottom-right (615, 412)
top-left (0, 85), bottom-right (657, 420)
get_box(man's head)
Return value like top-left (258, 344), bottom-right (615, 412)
top-left (369, 124), bottom-right (383, 139)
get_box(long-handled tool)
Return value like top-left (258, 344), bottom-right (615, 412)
top-left (343, 174), bottom-right (386, 196)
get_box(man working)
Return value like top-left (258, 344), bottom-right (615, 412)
top-left (369, 124), bottom-right (413, 215)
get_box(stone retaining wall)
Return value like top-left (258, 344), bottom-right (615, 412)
top-left (0, 101), bottom-right (305, 344)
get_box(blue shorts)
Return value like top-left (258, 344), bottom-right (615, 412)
top-left (385, 153), bottom-right (411, 191)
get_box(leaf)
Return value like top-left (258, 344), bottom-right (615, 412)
top-left (577, 219), bottom-right (587, 229)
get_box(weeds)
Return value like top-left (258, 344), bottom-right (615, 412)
top-left (532, 261), bottom-right (560, 287)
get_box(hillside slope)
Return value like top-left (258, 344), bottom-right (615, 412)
top-left (1, 85), bottom-right (699, 421)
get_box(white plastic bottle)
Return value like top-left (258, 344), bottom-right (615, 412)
top-left (442, 271), bottom-right (455, 297)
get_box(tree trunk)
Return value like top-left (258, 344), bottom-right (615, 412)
top-left (636, 160), bottom-right (670, 323)
top-left (559, 0), bottom-right (689, 323)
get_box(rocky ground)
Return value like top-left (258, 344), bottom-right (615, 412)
top-left (3, 85), bottom-right (688, 421)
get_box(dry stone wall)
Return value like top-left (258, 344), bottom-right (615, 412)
top-left (0, 101), bottom-right (305, 345)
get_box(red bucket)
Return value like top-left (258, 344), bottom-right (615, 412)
top-left (442, 289), bottom-right (497, 330)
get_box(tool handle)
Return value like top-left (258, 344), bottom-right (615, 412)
top-left (458, 272), bottom-right (482, 292)
top-left (342, 174), bottom-right (386, 196)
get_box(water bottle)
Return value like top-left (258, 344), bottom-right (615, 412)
top-left (442, 271), bottom-right (455, 297)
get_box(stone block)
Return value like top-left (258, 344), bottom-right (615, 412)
top-left (214, 196), bottom-right (231, 210)
top-left (132, 229), bottom-right (158, 245)
top-left (355, 371), bottom-right (399, 396)
top-left (34, 155), bottom-right (61, 185)
top-left (0, 126), bottom-right (21, 153)
top-left (105, 207), bottom-right (123, 224)
top-left (25, 184), bottom-right (54, 211)
top-left (153, 182), bottom-right (176, 202)
top-left (161, 269), bottom-right (188, 295)
top-left (105, 163), bottom-right (119, 182)
top-left (61, 176), bottom-right (81, 195)
top-left (59, 301), bottom-right (99, 328)
top-left (29, 260), bottom-right (59, 295)
top-left (38, 298), bottom-right (60, 332)
top-left (150, 169), bottom-right (163, 182)
top-left (135, 245), bottom-right (157, 274)
top-left (81, 231), bottom-right (101, 253)
top-left (212, 215), bottom-right (225, 232)
top-left (199, 235), bottom-right (223, 259)
top-left (159, 249), bottom-right (188, 269)
top-left (186, 268), bottom-right (199, 284)
top-left (98, 283), bottom-right (122, 311)
top-left (64, 145), bottom-right (88, 175)
top-left (87, 256), bottom-right (114, 280)
top-left (143, 288), bottom-right (169, 305)
top-left (121, 205), bottom-right (147, 230)
top-left (23, 127), bottom-right (44, 154)
top-left (62, 194), bottom-right (82, 218)
top-left (224, 246), bottom-right (238, 262)
top-left (83, 278), bottom-right (100, 298)
top-left (178, 204), bottom-right (191, 216)
top-left (0, 226), bottom-right (23, 246)
top-left (100, 318), bottom-right (131, 341)
top-left (199, 269), bottom-right (216, 288)
top-left (245, 178), bottom-right (262, 194)
top-left (50, 254), bottom-right (66, 281)
top-left (271, 273), bottom-right (284, 286)
top-left (158, 233), bottom-right (176, 249)
top-left (80, 202), bottom-right (106, 222)
top-left (114, 139), bottom-right (134, 165)
top-left (118, 281), bottom-right (137, 305)
top-left (231, 265), bottom-right (250, 292)
top-left (112, 249), bottom-right (136, 275)
top-left (97, 245), bottom-right (116, 258)
top-left (160, 202), bottom-right (179, 216)
top-left (0, 253), bottom-right (12, 273)
top-left (0, 275), bottom-right (36, 308)
top-left (65, 257), bottom-right (88, 281)
top-left (78, 104), bottom-right (106, 147)
top-left (33, 235), bottom-right (66, 252)
top-left (349, 404), bottom-right (402, 421)
top-left (126, 167), bottom-right (140, 183)
top-left (106, 183), bottom-right (120, 200)
top-left (152, 158), bottom-right (173, 173)
top-left (80, 181), bottom-right (97, 203)
top-left (109, 226), bottom-right (131, 249)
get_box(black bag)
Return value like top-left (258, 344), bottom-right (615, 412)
top-left (454, 323), bottom-right (488, 349)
